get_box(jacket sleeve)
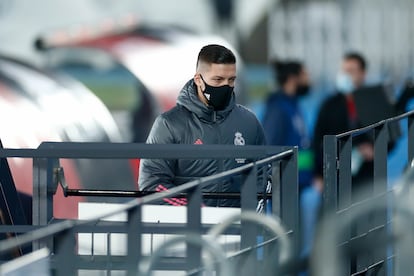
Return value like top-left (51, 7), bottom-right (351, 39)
top-left (138, 115), bottom-right (177, 191)
top-left (262, 103), bottom-right (287, 146)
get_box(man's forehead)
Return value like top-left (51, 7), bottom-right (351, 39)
top-left (343, 59), bottom-right (363, 71)
top-left (202, 63), bottom-right (236, 75)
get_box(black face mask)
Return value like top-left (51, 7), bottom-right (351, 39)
top-left (200, 75), bottom-right (233, 111)
top-left (296, 84), bottom-right (311, 97)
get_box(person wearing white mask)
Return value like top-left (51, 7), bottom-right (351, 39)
top-left (312, 52), bottom-right (374, 201)
top-left (336, 52), bottom-right (367, 94)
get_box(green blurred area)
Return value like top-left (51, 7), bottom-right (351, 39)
top-left (244, 64), bottom-right (273, 102)
top-left (83, 83), bottom-right (137, 111)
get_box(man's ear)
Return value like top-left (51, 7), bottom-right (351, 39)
top-left (194, 74), bottom-right (204, 90)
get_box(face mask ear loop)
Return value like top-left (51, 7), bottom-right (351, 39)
top-left (199, 75), bottom-right (212, 107)
top-left (199, 74), bottom-right (207, 92)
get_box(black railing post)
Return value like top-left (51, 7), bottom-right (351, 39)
top-left (271, 161), bottom-right (281, 216)
top-left (373, 124), bottom-right (388, 194)
top-left (323, 135), bottom-right (338, 212)
top-left (373, 123), bottom-right (389, 273)
top-left (408, 115), bottom-right (414, 166)
top-left (54, 227), bottom-right (76, 276)
top-left (240, 164), bottom-right (258, 276)
top-left (127, 204), bottom-right (142, 276)
top-left (32, 157), bottom-right (58, 250)
top-left (241, 164), bottom-right (258, 246)
top-left (338, 136), bottom-right (352, 209)
top-left (186, 185), bottom-right (202, 271)
top-left (280, 147), bottom-right (299, 257)
top-left (338, 136), bottom-right (352, 275)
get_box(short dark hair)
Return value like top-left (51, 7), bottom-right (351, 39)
top-left (197, 44), bottom-right (236, 67)
top-left (272, 60), bottom-right (303, 86)
top-left (344, 52), bottom-right (367, 71)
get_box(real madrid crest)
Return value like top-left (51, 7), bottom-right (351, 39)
top-left (234, 132), bottom-right (246, 163)
top-left (234, 132), bottom-right (245, 146)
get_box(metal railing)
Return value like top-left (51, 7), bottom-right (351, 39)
top-left (321, 109), bottom-right (414, 275)
top-left (0, 143), bottom-right (299, 275)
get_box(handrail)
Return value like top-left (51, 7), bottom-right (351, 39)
top-left (0, 148), bottom-right (294, 255)
top-left (0, 143), bottom-right (284, 159)
top-left (336, 109), bottom-right (414, 139)
top-left (322, 106), bottom-right (414, 274)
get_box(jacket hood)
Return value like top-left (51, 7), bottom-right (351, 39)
top-left (176, 79), bottom-right (236, 123)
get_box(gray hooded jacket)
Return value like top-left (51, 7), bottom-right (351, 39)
top-left (138, 79), bottom-right (266, 207)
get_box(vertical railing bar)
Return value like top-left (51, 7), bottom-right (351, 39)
top-left (271, 160), bottom-right (281, 217)
top-left (408, 115), bottom-right (414, 166)
top-left (126, 204), bottom-right (142, 276)
top-left (280, 147), bottom-right (299, 258)
top-left (32, 157), bottom-right (43, 251)
top-left (373, 123), bottom-right (389, 273)
top-left (338, 136), bottom-right (352, 276)
top-left (323, 135), bottom-right (338, 213)
top-left (107, 232), bottom-right (111, 273)
top-left (338, 136), bottom-right (352, 210)
top-left (241, 165), bottom-right (258, 247)
top-left (240, 164), bottom-right (258, 276)
top-left (396, 115), bottom-right (414, 275)
top-left (186, 184), bottom-right (202, 271)
top-left (32, 157), bottom-right (58, 251)
top-left (373, 124), bottom-right (388, 194)
top-left (54, 227), bottom-right (76, 275)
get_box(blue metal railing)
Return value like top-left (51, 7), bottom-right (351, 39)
top-left (322, 109), bottom-right (414, 275)
top-left (0, 143), bottom-right (299, 275)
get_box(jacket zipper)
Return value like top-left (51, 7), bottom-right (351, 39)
top-left (215, 111), bottom-right (224, 207)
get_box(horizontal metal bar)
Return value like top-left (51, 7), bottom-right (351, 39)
top-left (0, 143), bottom-right (288, 159)
top-left (336, 191), bottom-right (390, 215)
top-left (0, 225), bottom-right (44, 233)
top-left (75, 221), bottom-right (242, 235)
top-left (0, 149), bottom-right (294, 253)
top-left (351, 260), bottom-right (385, 276)
top-left (64, 189), bottom-right (273, 199)
top-left (336, 109), bottom-right (414, 139)
top-left (50, 255), bottom-right (188, 271)
top-left (0, 220), bottom-right (75, 253)
top-left (0, 221), bottom-right (242, 235)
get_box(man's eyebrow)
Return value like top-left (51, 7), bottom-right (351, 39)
top-left (211, 76), bottom-right (237, 79)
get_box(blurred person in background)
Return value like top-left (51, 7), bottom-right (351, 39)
top-left (313, 52), bottom-right (373, 199)
top-left (262, 60), bottom-right (319, 259)
top-left (138, 44), bottom-right (266, 207)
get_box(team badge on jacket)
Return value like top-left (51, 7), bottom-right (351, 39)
top-left (234, 132), bottom-right (245, 146)
top-left (234, 132), bottom-right (246, 164)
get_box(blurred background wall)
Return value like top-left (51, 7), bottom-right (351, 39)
top-left (268, 0), bottom-right (414, 94)
top-left (1, 0), bottom-right (414, 91)
top-left (0, 0), bottom-right (271, 63)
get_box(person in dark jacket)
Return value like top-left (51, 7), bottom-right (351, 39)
top-left (313, 52), bottom-right (374, 199)
top-left (262, 60), bottom-right (319, 259)
top-left (138, 44), bottom-right (266, 207)
top-left (263, 61), bottom-right (313, 188)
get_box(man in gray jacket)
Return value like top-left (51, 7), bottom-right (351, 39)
top-left (138, 44), bottom-right (266, 207)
